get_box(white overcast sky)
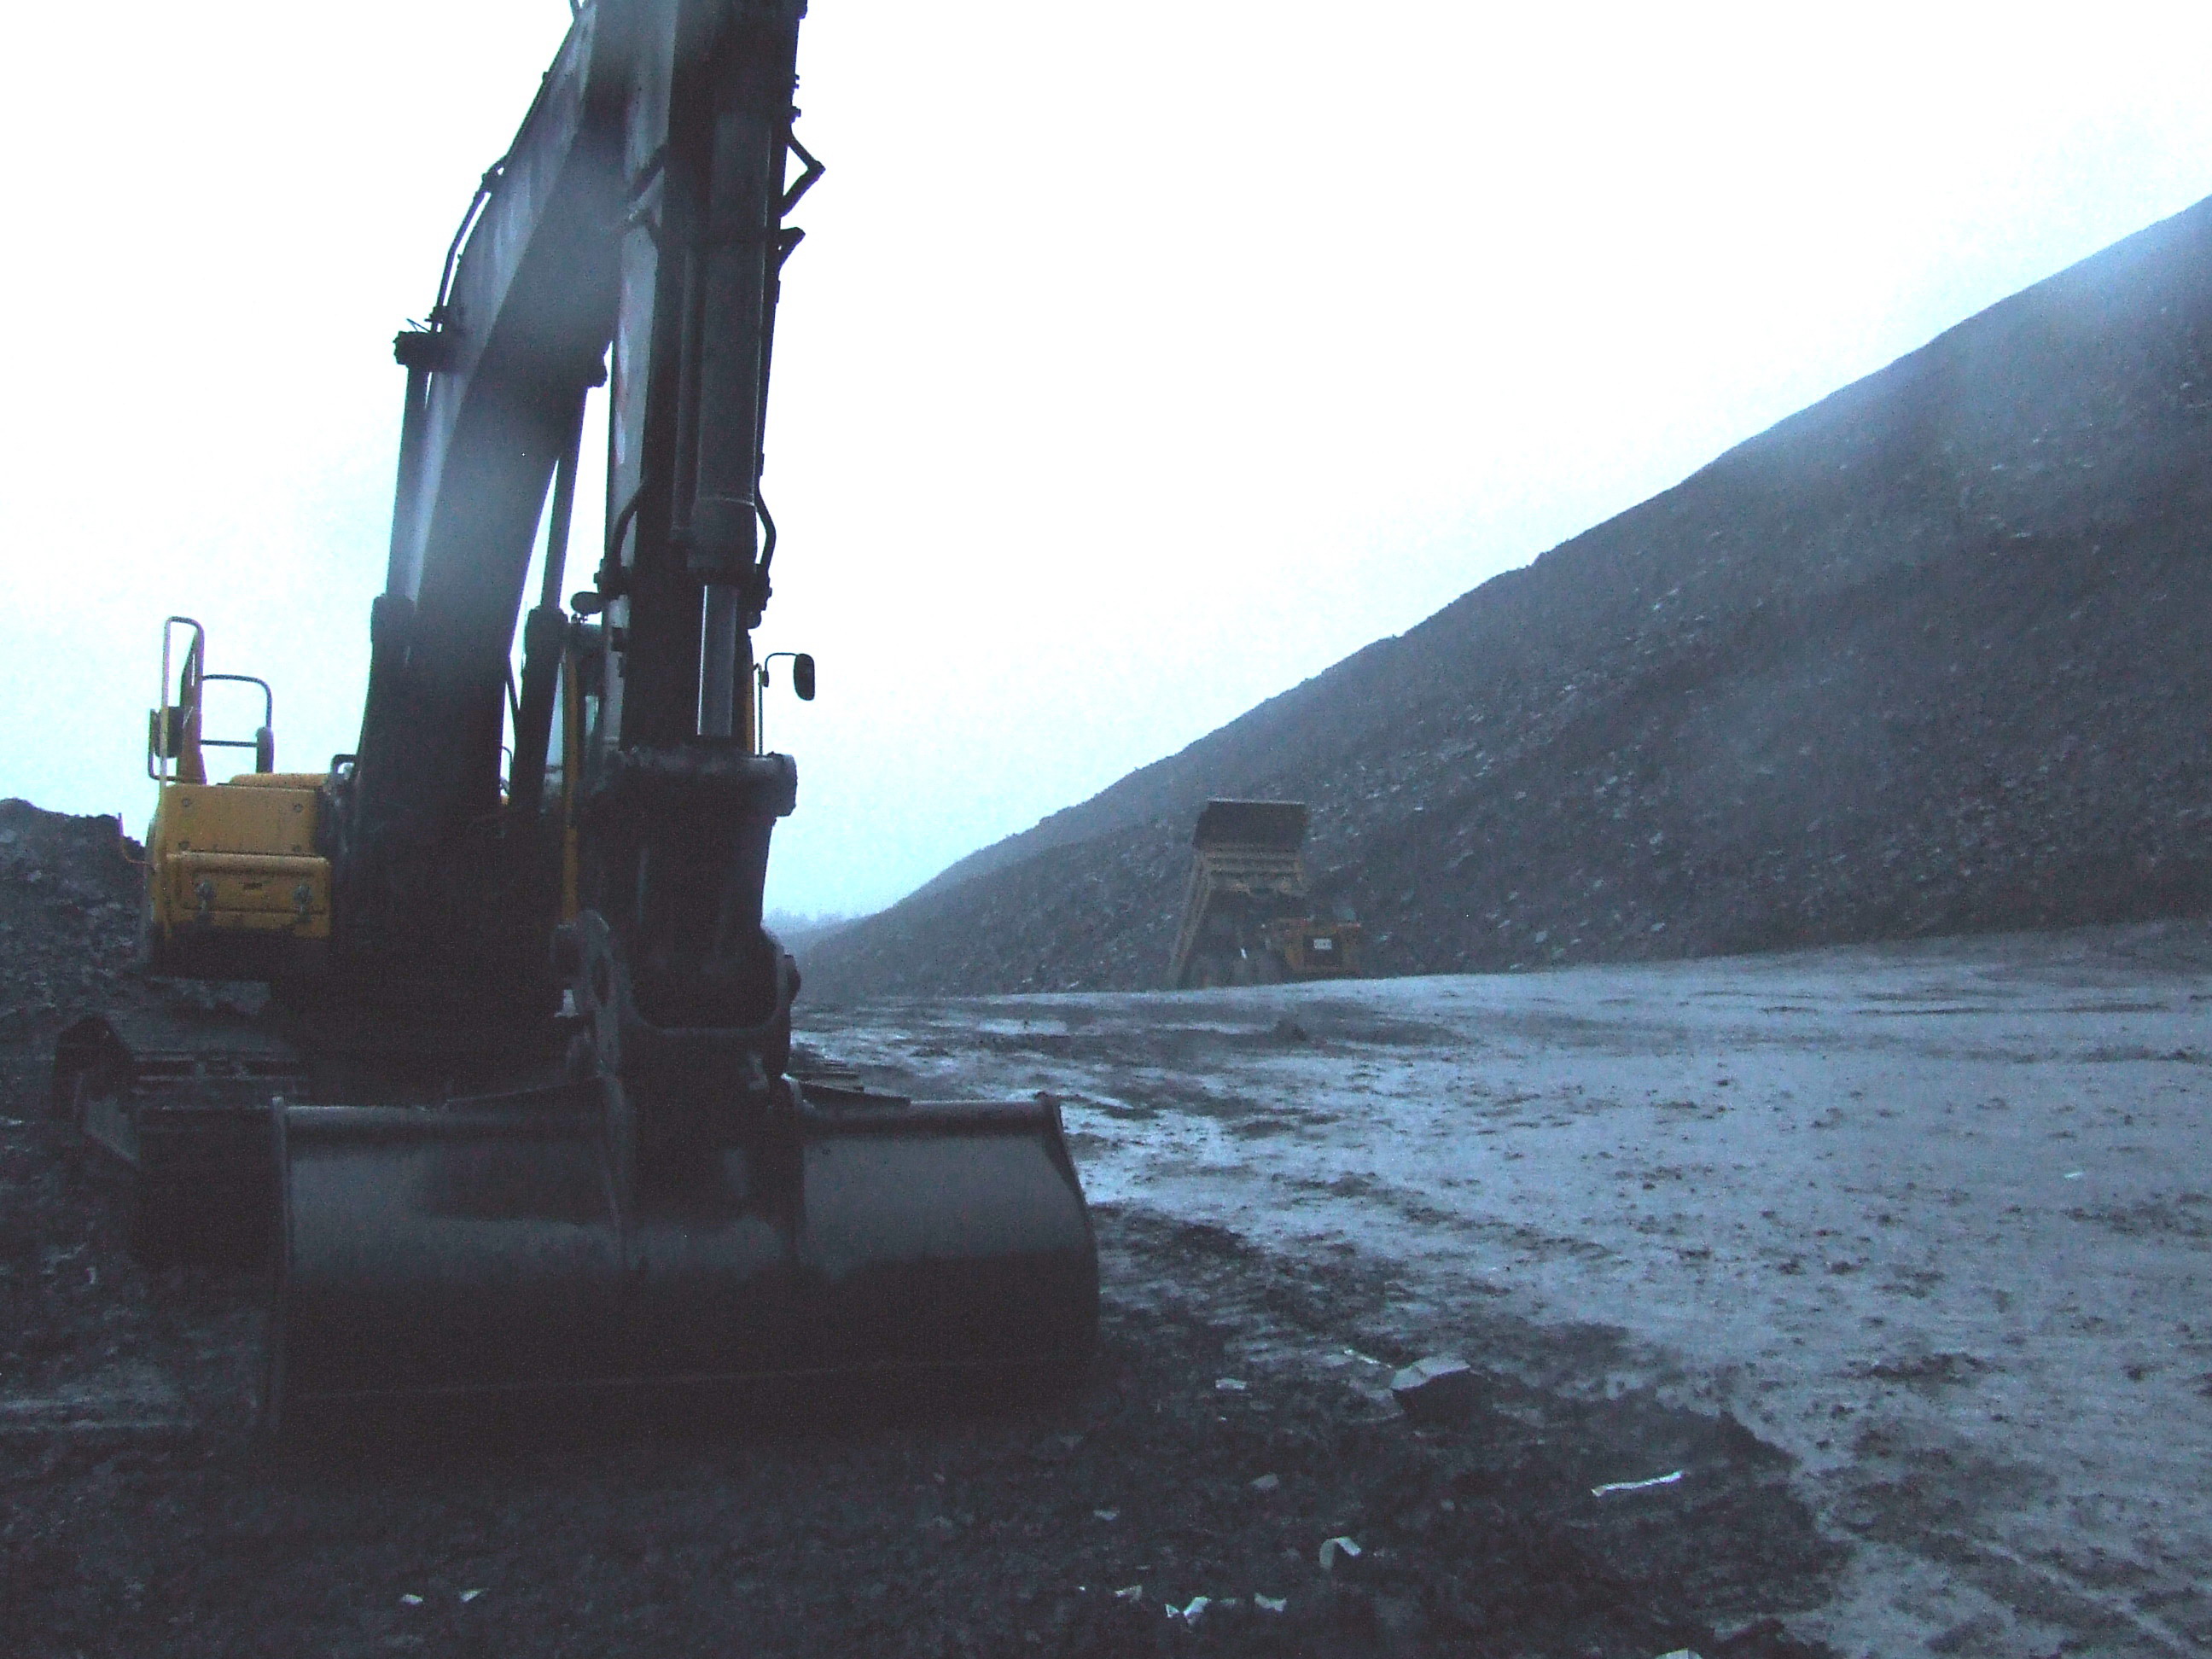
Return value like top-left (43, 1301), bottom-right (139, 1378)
top-left (5, 2), bottom-right (2210, 917)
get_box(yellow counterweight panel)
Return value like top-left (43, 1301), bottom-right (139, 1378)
top-left (148, 782), bottom-right (330, 942)
top-left (160, 852), bottom-right (331, 938)
top-left (154, 782), bottom-right (317, 855)
top-left (220, 772), bottom-right (329, 792)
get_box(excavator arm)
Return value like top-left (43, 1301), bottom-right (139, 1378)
top-left (337, 0), bottom-right (810, 1031)
top-left (254, 0), bottom-right (1097, 1435)
top-left (64, 6), bottom-right (1098, 1397)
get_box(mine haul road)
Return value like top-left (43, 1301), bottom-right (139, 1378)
top-left (806, 919), bottom-right (2212, 1657)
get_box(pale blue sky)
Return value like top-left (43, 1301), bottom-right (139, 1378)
top-left (7, 1), bottom-right (2211, 916)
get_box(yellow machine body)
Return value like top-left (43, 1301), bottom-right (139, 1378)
top-left (1260, 915), bottom-right (1365, 979)
top-left (141, 618), bottom-right (329, 978)
top-left (145, 777), bottom-right (330, 961)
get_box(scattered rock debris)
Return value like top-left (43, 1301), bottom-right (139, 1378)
top-left (1390, 1354), bottom-right (1486, 1424)
top-left (5, 1088), bottom-right (1837, 1659)
top-left (1318, 1534), bottom-right (1364, 1572)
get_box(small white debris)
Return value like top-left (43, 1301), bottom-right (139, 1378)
top-left (458, 1589), bottom-right (484, 1604)
top-left (2064, 1171), bottom-right (2084, 1180)
top-left (1318, 1535), bottom-right (1362, 1571)
top-left (1654, 1650), bottom-right (1705, 1658)
top-left (1592, 1470), bottom-right (1684, 1497)
top-left (1342, 1348), bottom-right (1385, 1366)
top-left (1113, 1584), bottom-right (1144, 1602)
top-left (1093, 1508), bottom-right (1120, 1522)
top-left (399, 1593), bottom-right (424, 1606)
top-left (1214, 1377), bottom-right (1247, 1393)
top-left (1249, 1473), bottom-right (1280, 1493)
top-left (1175, 1596), bottom-right (1211, 1623)
top-left (1255, 1594), bottom-right (1288, 1614)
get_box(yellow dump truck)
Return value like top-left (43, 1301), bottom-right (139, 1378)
top-left (1167, 800), bottom-right (1363, 989)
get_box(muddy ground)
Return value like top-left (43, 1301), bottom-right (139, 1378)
top-left (3, 799), bottom-right (2206, 1655)
top-left (1, 1126), bottom-right (1837, 1659)
top-left (803, 923), bottom-right (2212, 1658)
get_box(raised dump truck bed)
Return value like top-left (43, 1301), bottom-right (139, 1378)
top-left (1167, 800), bottom-right (1363, 988)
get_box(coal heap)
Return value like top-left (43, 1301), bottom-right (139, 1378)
top-left (801, 196), bottom-right (2212, 1001)
top-left (0, 801), bottom-right (143, 1089)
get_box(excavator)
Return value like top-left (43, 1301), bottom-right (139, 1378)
top-left (53, 0), bottom-right (1097, 1435)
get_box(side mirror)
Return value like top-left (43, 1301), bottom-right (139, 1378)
top-left (792, 653), bottom-right (815, 701)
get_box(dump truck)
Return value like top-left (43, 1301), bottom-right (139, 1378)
top-left (54, 0), bottom-right (1097, 1436)
top-left (1167, 800), bottom-right (1364, 988)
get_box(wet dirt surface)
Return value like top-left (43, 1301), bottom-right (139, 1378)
top-left (4, 911), bottom-right (2208, 1655)
top-left (3, 1163), bottom-right (1837, 1659)
top-left (806, 922), bottom-right (2212, 1657)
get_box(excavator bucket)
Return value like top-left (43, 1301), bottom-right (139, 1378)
top-left (264, 1081), bottom-right (1097, 1435)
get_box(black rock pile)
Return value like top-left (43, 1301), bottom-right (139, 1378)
top-left (802, 196), bottom-right (2212, 1000)
top-left (0, 801), bottom-right (142, 1087)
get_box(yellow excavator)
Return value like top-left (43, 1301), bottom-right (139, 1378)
top-left (55, 0), bottom-right (1096, 1435)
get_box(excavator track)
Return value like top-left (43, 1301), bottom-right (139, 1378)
top-left (52, 1007), bottom-right (306, 1266)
